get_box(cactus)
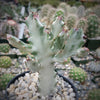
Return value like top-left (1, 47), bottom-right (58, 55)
top-left (0, 56), bottom-right (12, 68)
top-left (46, 7), bottom-right (56, 28)
top-left (77, 5), bottom-right (85, 18)
top-left (66, 15), bottom-right (77, 30)
top-left (96, 47), bottom-right (100, 58)
top-left (88, 47), bottom-right (100, 72)
top-left (47, 7), bottom-right (56, 20)
top-left (40, 4), bottom-right (52, 18)
top-left (87, 89), bottom-right (100, 100)
top-left (76, 47), bottom-right (89, 58)
top-left (0, 43), bottom-right (10, 53)
top-left (86, 14), bottom-right (100, 38)
top-left (67, 6), bottom-right (78, 15)
top-left (93, 5), bottom-right (100, 17)
top-left (58, 2), bottom-right (67, 16)
top-left (88, 61), bottom-right (100, 72)
top-left (77, 18), bottom-right (87, 32)
top-left (1, 19), bottom-right (19, 37)
top-left (7, 12), bottom-right (85, 96)
top-left (69, 67), bottom-right (87, 83)
top-left (85, 8), bottom-right (94, 17)
top-left (0, 74), bottom-right (14, 90)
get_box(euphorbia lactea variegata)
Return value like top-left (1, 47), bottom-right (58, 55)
top-left (7, 12), bottom-right (85, 96)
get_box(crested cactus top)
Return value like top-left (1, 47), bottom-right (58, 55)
top-left (7, 12), bottom-right (85, 62)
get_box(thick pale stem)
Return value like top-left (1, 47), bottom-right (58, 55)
top-left (39, 63), bottom-right (55, 96)
top-left (38, 57), bottom-right (56, 96)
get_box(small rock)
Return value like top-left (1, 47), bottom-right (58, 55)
top-left (68, 85), bottom-right (71, 88)
top-left (70, 93), bottom-right (75, 97)
top-left (68, 88), bottom-right (73, 93)
top-left (55, 95), bottom-right (61, 100)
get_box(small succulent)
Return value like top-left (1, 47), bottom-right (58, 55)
top-left (0, 56), bottom-right (12, 68)
top-left (86, 14), bottom-right (100, 38)
top-left (88, 61), bottom-right (100, 73)
top-left (93, 5), bottom-right (100, 17)
top-left (77, 5), bottom-right (85, 18)
top-left (87, 89), bottom-right (100, 100)
top-left (62, 57), bottom-right (71, 65)
top-left (54, 10), bottom-right (65, 21)
top-left (0, 43), bottom-right (10, 53)
top-left (66, 15), bottom-right (77, 30)
top-left (0, 74), bottom-right (14, 90)
top-left (76, 47), bottom-right (89, 58)
top-left (85, 8), bottom-right (94, 17)
top-left (96, 47), bottom-right (100, 58)
top-left (77, 18), bottom-right (87, 32)
top-left (1, 19), bottom-right (19, 37)
top-left (58, 2), bottom-right (68, 16)
top-left (40, 4), bottom-right (52, 18)
top-left (69, 67), bottom-right (87, 83)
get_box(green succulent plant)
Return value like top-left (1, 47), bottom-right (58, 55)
top-left (0, 43), bottom-right (10, 53)
top-left (86, 14), bottom-right (100, 38)
top-left (93, 5), bottom-right (100, 17)
top-left (0, 56), bottom-right (12, 68)
top-left (40, 4), bottom-right (52, 18)
top-left (7, 12), bottom-right (85, 96)
top-left (77, 18), bottom-right (87, 32)
top-left (66, 15), bottom-right (77, 30)
top-left (69, 67), bottom-right (87, 83)
top-left (0, 74), bottom-right (14, 90)
top-left (58, 2), bottom-right (67, 16)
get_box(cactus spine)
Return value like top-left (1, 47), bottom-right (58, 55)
top-left (69, 67), bottom-right (87, 83)
top-left (0, 56), bottom-right (12, 68)
top-left (0, 43), bottom-right (10, 53)
top-left (7, 12), bottom-right (85, 96)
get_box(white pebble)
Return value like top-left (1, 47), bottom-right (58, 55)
top-left (55, 95), bottom-right (61, 100)
top-left (68, 88), bottom-right (73, 93)
top-left (70, 93), bottom-right (75, 97)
